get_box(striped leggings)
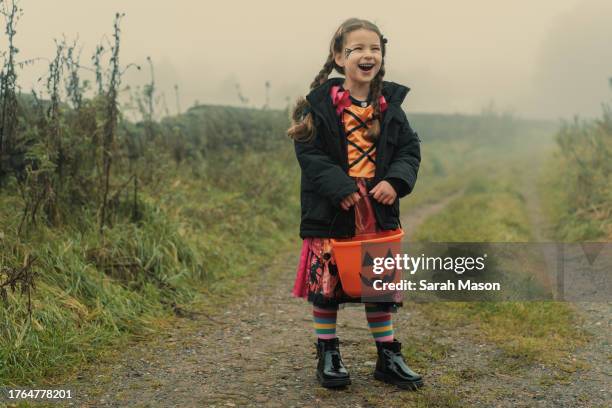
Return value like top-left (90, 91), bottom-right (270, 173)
top-left (312, 303), bottom-right (394, 342)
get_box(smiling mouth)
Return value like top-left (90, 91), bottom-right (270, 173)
top-left (358, 63), bottom-right (375, 72)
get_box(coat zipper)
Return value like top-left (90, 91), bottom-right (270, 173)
top-left (373, 106), bottom-right (398, 230)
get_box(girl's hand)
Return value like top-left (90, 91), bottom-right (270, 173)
top-left (369, 181), bottom-right (397, 205)
top-left (340, 192), bottom-right (362, 211)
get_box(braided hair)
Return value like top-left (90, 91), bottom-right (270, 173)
top-left (288, 18), bottom-right (388, 142)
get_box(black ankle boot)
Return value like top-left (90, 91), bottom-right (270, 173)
top-left (374, 340), bottom-right (424, 390)
top-left (315, 338), bottom-right (351, 388)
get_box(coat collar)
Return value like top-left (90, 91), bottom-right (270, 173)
top-left (305, 77), bottom-right (410, 114)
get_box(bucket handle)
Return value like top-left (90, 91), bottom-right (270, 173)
top-left (327, 211), bottom-right (340, 237)
top-left (329, 208), bottom-right (402, 237)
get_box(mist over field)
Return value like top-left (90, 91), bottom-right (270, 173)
top-left (12, 0), bottom-right (612, 120)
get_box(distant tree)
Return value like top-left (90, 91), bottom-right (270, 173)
top-left (263, 80), bottom-right (270, 110)
top-left (235, 82), bottom-right (248, 105)
top-left (174, 83), bottom-right (181, 115)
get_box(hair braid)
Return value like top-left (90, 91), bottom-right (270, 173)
top-left (364, 63), bottom-right (385, 142)
top-left (288, 54), bottom-right (335, 142)
top-left (310, 55), bottom-right (335, 90)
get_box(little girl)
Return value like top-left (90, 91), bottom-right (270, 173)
top-left (288, 18), bottom-right (423, 390)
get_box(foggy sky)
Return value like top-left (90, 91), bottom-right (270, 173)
top-left (8, 0), bottom-right (612, 120)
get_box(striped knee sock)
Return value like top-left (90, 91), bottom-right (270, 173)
top-left (313, 306), bottom-right (338, 339)
top-left (365, 304), bottom-right (394, 342)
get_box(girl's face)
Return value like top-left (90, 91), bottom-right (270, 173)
top-left (334, 28), bottom-right (383, 86)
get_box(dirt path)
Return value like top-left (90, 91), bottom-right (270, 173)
top-left (65, 179), bottom-right (610, 407)
top-left (67, 194), bottom-right (469, 408)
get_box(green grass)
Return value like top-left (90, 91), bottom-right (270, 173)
top-left (540, 153), bottom-right (610, 241)
top-left (417, 301), bottom-right (587, 371)
top-left (540, 106), bottom-right (612, 241)
top-left (414, 177), bottom-right (531, 242)
top-left (0, 145), bottom-right (301, 386)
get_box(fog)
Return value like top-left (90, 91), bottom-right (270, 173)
top-left (9, 0), bottom-right (612, 120)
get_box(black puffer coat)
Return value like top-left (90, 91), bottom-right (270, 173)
top-left (294, 77), bottom-right (421, 238)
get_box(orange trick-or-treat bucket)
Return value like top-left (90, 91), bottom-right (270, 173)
top-left (331, 229), bottom-right (405, 298)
